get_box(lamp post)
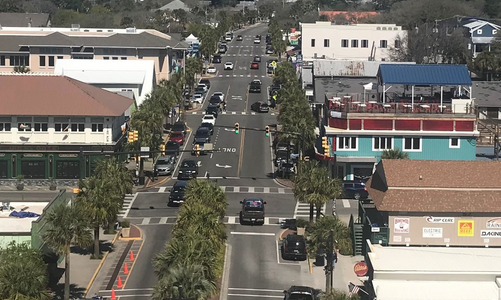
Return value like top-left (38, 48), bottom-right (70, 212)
top-left (325, 229), bottom-right (334, 292)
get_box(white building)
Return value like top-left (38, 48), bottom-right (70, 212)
top-left (300, 22), bottom-right (407, 61)
top-left (366, 240), bottom-right (501, 300)
top-left (55, 59), bottom-right (155, 107)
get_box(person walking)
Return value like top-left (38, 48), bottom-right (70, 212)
top-left (223, 101), bottom-right (227, 112)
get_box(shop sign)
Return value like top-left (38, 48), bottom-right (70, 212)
top-left (353, 262), bottom-right (368, 277)
top-left (425, 216), bottom-right (454, 223)
top-left (59, 154), bottom-right (78, 158)
top-left (481, 230), bottom-right (501, 238)
top-left (458, 220), bottom-right (474, 237)
top-left (486, 218), bottom-right (501, 228)
top-left (0, 153), bottom-right (5, 157)
top-left (423, 227), bottom-right (443, 238)
top-left (394, 218), bottom-right (410, 233)
top-left (23, 153), bottom-right (43, 157)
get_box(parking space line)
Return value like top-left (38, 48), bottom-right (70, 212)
top-left (342, 199), bottom-right (350, 208)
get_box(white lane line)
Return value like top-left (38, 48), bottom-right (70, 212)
top-left (227, 294), bottom-right (282, 298)
top-left (343, 199), bottom-right (351, 208)
top-left (228, 288), bottom-right (284, 293)
top-left (159, 187), bottom-right (166, 193)
top-left (159, 217), bottom-right (168, 224)
top-left (232, 111), bottom-right (236, 114)
top-left (230, 232), bottom-right (275, 236)
top-left (192, 111), bottom-right (197, 114)
top-left (228, 216), bottom-right (236, 224)
top-left (248, 187), bottom-right (255, 192)
top-left (276, 240), bottom-right (280, 264)
top-left (171, 130), bottom-right (192, 176)
top-left (264, 218), bottom-right (269, 225)
top-left (141, 218), bottom-right (151, 225)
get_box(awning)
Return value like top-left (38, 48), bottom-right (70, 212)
top-left (472, 37), bottom-right (494, 44)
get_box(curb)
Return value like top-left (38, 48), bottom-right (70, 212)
top-left (122, 227), bottom-right (145, 289)
top-left (219, 243), bottom-right (231, 300)
top-left (83, 231), bottom-right (120, 297)
top-left (144, 175), bottom-right (170, 188)
top-left (309, 259), bottom-right (313, 274)
top-left (274, 178), bottom-right (294, 188)
top-left (119, 224), bottom-right (143, 241)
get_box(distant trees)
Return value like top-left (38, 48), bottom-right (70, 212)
top-left (381, 148), bottom-right (409, 159)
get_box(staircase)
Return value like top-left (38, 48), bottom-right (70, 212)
top-left (476, 112), bottom-right (501, 158)
top-left (349, 214), bottom-right (364, 256)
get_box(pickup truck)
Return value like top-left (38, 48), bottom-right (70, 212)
top-left (192, 142), bottom-right (214, 155)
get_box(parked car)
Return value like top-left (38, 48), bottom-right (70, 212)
top-left (169, 132), bottom-right (185, 145)
top-left (194, 127), bottom-right (211, 144)
top-left (250, 62), bottom-right (259, 69)
top-left (251, 101), bottom-right (269, 113)
top-left (177, 159), bottom-right (199, 180)
top-left (199, 78), bottom-right (211, 89)
top-left (281, 234), bottom-right (307, 260)
top-left (342, 181), bottom-right (369, 200)
top-left (201, 114), bottom-right (216, 125)
top-left (193, 93), bottom-right (204, 104)
top-left (154, 155), bottom-right (176, 176)
top-left (171, 122), bottom-right (187, 134)
top-left (219, 46), bottom-right (227, 54)
top-left (200, 122), bottom-right (214, 135)
top-left (266, 47), bottom-right (274, 54)
top-left (236, 35), bottom-right (243, 41)
top-left (205, 105), bottom-right (219, 118)
top-left (239, 198), bottom-right (266, 225)
top-left (207, 66), bottom-right (217, 74)
top-left (194, 87), bottom-right (206, 95)
top-left (212, 55), bottom-right (222, 63)
top-left (283, 286), bottom-right (320, 300)
top-left (197, 83), bottom-right (208, 92)
top-left (168, 181), bottom-right (188, 206)
top-left (165, 141), bottom-right (180, 156)
top-left (224, 62), bottom-right (234, 70)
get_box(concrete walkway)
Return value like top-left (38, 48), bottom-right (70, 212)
top-left (307, 254), bottom-right (365, 293)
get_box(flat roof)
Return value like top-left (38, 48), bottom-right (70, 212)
top-left (378, 64), bottom-right (472, 86)
top-left (0, 202), bottom-right (48, 233)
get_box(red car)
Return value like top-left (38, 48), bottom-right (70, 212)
top-left (251, 62), bottom-right (259, 69)
top-left (169, 132), bottom-right (185, 145)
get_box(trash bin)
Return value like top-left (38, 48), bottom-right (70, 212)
top-left (315, 248), bottom-right (325, 266)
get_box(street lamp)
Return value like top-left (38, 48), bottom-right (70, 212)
top-left (324, 229), bottom-right (335, 292)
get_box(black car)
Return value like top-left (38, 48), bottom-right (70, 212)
top-left (168, 181), bottom-right (188, 206)
top-left (200, 122), bottom-right (214, 135)
top-left (237, 35), bottom-right (243, 41)
top-left (165, 141), bottom-right (180, 155)
top-left (219, 46), bottom-right (227, 54)
top-left (281, 234), bottom-right (307, 260)
top-left (342, 181), bottom-right (369, 200)
top-left (199, 78), bottom-right (211, 89)
top-left (194, 87), bottom-right (206, 95)
top-left (249, 80), bottom-right (261, 93)
top-left (212, 55), bottom-right (222, 63)
top-left (171, 122), bottom-right (187, 134)
top-left (251, 101), bottom-right (269, 113)
top-left (205, 105), bottom-right (219, 118)
top-left (209, 96), bottom-right (222, 108)
top-left (283, 286), bottom-right (320, 300)
top-left (269, 84), bottom-right (281, 96)
top-left (239, 198), bottom-right (266, 225)
top-left (253, 56), bottom-right (261, 63)
top-left (177, 159), bottom-right (198, 180)
top-left (194, 127), bottom-right (211, 144)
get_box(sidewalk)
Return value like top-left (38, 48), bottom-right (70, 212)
top-left (307, 254), bottom-right (365, 293)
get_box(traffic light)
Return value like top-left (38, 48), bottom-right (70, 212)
top-left (235, 123), bottom-right (240, 134)
top-left (128, 131), bottom-right (134, 143)
top-left (160, 144), bottom-right (165, 156)
top-left (322, 136), bottom-right (330, 157)
top-left (133, 130), bottom-right (139, 141)
top-left (195, 144), bottom-right (200, 156)
top-left (265, 126), bottom-right (270, 137)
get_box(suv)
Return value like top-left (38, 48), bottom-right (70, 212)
top-left (281, 234), bottom-right (307, 260)
top-left (177, 159), bottom-right (198, 180)
top-left (205, 105), bottom-right (219, 118)
top-left (168, 181), bottom-right (188, 206)
top-left (342, 181), bottom-right (369, 200)
top-left (239, 198), bottom-right (267, 225)
top-left (171, 122), bottom-right (187, 134)
top-left (283, 286), bottom-right (320, 300)
top-left (154, 155), bottom-right (176, 176)
top-left (249, 80), bottom-right (262, 93)
top-left (194, 127), bottom-right (211, 144)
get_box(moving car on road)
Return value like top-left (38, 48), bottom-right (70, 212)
top-left (250, 62), bottom-right (259, 69)
top-left (154, 155), bottom-right (176, 176)
top-left (239, 198), bottom-right (266, 225)
top-left (207, 66), bottom-right (217, 74)
top-left (236, 35), bottom-right (243, 41)
top-left (177, 159), bottom-right (199, 180)
top-left (254, 35), bottom-right (261, 44)
top-left (194, 127), bottom-right (211, 144)
top-left (281, 234), bottom-right (307, 260)
top-left (168, 181), bottom-right (188, 206)
top-left (171, 122), bottom-right (187, 134)
top-left (342, 181), bottom-right (369, 200)
top-left (169, 132), bottom-right (185, 145)
top-left (165, 141), bottom-right (180, 156)
top-left (224, 62), bottom-right (234, 70)
top-left (201, 114), bottom-right (216, 125)
top-left (249, 79), bottom-right (262, 93)
top-left (205, 105), bottom-right (219, 118)
top-left (251, 101), bottom-right (269, 113)
top-left (200, 122), bottom-right (214, 135)
top-left (283, 286), bottom-right (320, 300)
top-left (253, 56), bottom-right (261, 62)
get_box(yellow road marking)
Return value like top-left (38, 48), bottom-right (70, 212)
top-left (225, 85), bottom-right (231, 104)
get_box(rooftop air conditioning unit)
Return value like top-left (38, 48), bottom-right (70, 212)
top-left (71, 24), bottom-right (80, 31)
top-left (321, 55), bottom-right (325, 59)
top-left (126, 27), bottom-right (136, 33)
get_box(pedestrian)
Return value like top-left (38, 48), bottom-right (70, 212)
top-left (223, 101), bottom-right (227, 112)
top-left (332, 199), bottom-right (336, 216)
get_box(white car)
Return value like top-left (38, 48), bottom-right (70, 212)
top-left (254, 38), bottom-right (261, 44)
top-left (193, 93), bottom-right (204, 104)
top-left (212, 92), bottom-right (224, 101)
top-left (201, 114), bottom-right (216, 125)
top-left (224, 62), bottom-right (234, 70)
top-left (207, 66), bottom-right (217, 74)
top-left (197, 83), bottom-right (208, 92)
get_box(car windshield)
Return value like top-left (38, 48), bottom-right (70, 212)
top-left (156, 159), bottom-right (169, 165)
top-left (172, 124), bottom-right (184, 131)
top-left (289, 294), bottom-right (313, 300)
top-left (181, 161), bottom-right (195, 168)
top-left (244, 200), bottom-right (264, 211)
top-left (172, 186), bottom-right (186, 193)
top-left (204, 116), bottom-right (214, 119)
top-left (167, 142), bottom-right (178, 147)
top-left (201, 123), bottom-right (212, 128)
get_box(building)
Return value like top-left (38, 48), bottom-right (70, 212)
top-left (300, 22), bottom-right (407, 61)
top-left (318, 64), bottom-right (477, 181)
top-left (0, 201), bottom-right (48, 248)
top-left (0, 26), bottom-right (188, 82)
top-left (0, 74), bottom-right (134, 181)
top-left (365, 240), bottom-right (501, 300)
top-left (472, 81), bottom-right (501, 119)
top-left (54, 59), bottom-right (155, 107)
top-left (0, 13), bottom-right (50, 27)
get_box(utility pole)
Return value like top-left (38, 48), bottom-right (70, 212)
top-left (325, 229), bottom-right (334, 292)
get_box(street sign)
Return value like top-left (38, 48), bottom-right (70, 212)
top-left (140, 147), bottom-right (150, 158)
top-left (271, 61), bottom-right (277, 68)
top-left (296, 54), bottom-right (303, 63)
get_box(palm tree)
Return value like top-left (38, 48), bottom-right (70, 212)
top-left (293, 161), bottom-right (342, 222)
top-left (183, 180), bottom-right (227, 219)
top-left (321, 289), bottom-right (360, 300)
top-left (42, 203), bottom-right (93, 300)
top-left (0, 242), bottom-right (51, 300)
top-left (93, 157), bottom-right (133, 197)
top-left (153, 263), bottom-right (216, 300)
top-left (76, 176), bottom-right (123, 257)
top-left (381, 148), bottom-right (409, 159)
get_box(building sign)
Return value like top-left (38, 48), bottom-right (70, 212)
top-left (458, 220), bottom-right (474, 237)
top-left (394, 218), bottom-right (410, 234)
top-left (59, 154), bottom-right (79, 158)
top-left (423, 228), bottom-right (443, 238)
top-left (425, 216), bottom-right (454, 223)
top-left (23, 153), bottom-right (43, 157)
top-left (486, 218), bottom-right (501, 228)
top-left (0, 145), bottom-right (60, 151)
top-left (481, 230), bottom-right (501, 238)
top-left (353, 262), bottom-right (368, 277)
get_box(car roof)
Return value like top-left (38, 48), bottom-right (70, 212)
top-left (197, 127), bottom-right (209, 132)
top-left (166, 141), bottom-right (179, 145)
top-left (182, 159), bottom-right (196, 163)
top-left (173, 181), bottom-right (189, 187)
top-left (173, 122), bottom-right (185, 126)
top-left (203, 114), bottom-right (215, 117)
top-left (170, 131), bottom-right (183, 135)
top-left (225, 61), bottom-right (233, 64)
top-left (288, 286), bottom-right (314, 293)
top-left (213, 92), bottom-right (223, 95)
top-left (201, 122), bottom-right (213, 127)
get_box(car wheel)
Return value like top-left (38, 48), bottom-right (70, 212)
top-left (354, 193), bottom-right (361, 200)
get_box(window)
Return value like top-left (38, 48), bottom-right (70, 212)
top-left (0, 122), bottom-right (11, 131)
top-left (361, 40), bottom-right (369, 48)
top-left (449, 137), bottom-right (460, 148)
top-left (494, 30), bottom-right (498, 35)
top-left (338, 136), bottom-right (357, 150)
top-left (57, 56), bottom-right (63, 59)
top-left (341, 39), bottom-right (348, 47)
top-left (103, 57), bottom-right (110, 60)
top-left (71, 123), bottom-right (85, 132)
top-left (112, 57), bottom-right (118, 60)
top-left (92, 123), bottom-right (104, 132)
top-left (395, 39), bottom-right (401, 48)
top-left (324, 39), bottom-right (329, 47)
top-left (311, 39), bottom-right (315, 47)
top-left (351, 40), bottom-right (358, 47)
top-left (9, 55), bottom-right (29, 66)
top-left (477, 29), bottom-right (482, 34)
top-left (121, 57), bottom-right (127, 60)
top-left (0, 55), bottom-right (5, 66)
top-left (55, 123), bottom-right (69, 132)
top-left (56, 161), bottom-right (80, 179)
top-left (373, 137), bottom-right (393, 150)
top-left (40, 47), bottom-right (63, 54)
top-left (48, 56), bottom-right (55, 67)
top-left (21, 161), bottom-right (46, 179)
top-left (380, 40), bottom-right (387, 48)
top-left (34, 117), bottom-right (48, 132)
top-left (403, 137), bottom-right (421, 151)
top-left (39, 56), bottom-right (46, 67)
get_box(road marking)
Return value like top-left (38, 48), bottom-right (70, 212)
top-left (228, 294), bottom-right (282, 298)
top-left (241, 112), bottom-right (246, 114)
top-left (343, 199), bottom-right (350, 208)
top-left (230, 232), bottom-right (275, 236)
top-left (158, 187), bottom-right (166, 193)
top-left (233, 186), bottom-right (240, 192)
top-left (278, 188), bottom-right (285, 194)
top-left (248, 187), bottom-right (255, 192)
top-left (232, 111), bottom-right (236, 114)
top-left (121, 193), bottom-right (138, 218)
top-left (263, 187), bottom-right (270, 193)
top-left (228, 288), bottom-right (284, 293)
top-left (228, 216), bottom-right (236, 224)
top-left (264, 218), bottom-right (269, 225)
top-left (99, 288), bottom-right (154, 292)
top-left (159, 217), bottom-right (168, 224)
top-left (192, 111), bottom-right (197, 114)
top-left (141, 218), bottom-right (151, 225)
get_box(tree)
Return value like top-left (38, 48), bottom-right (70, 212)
top-left (0, 0), bottom-right (24, 12)
top-left (13, 65), bottom-right (30, 73)
top-left (321, 289), bottom-right (360, 300)
top-left (120, 16), bottom-right (134, 27)
top-left (42, 203), bottom-right (92, 300)
top-left (172, 9), bottom-right (188, 27)
top-left (185, 56), bottom-right (203, 90)
top-left (50, 9), bottom-right (82, 26)
top-left (0, 242), bottom-right (51, 300)
top-left (293, 161), bottom-right (342, 222)
top-left (183, 179), bottom-right (227, 219)
top-left (307, 216), bottom-right (353, 256)
top-left (153, 264), bottom-right (216, 300)
top-left (381, 148), bottom-right (409, 159)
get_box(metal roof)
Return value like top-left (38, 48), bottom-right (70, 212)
top-left (378, 64), bottom-right (472, 86)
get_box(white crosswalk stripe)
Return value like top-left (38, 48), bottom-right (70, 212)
top-left (153, 186), bottom-right (292, 194)
top-left (129, 216), bottom-right (288, 226)
top-left (293, 202), bottom-right (326, 219)
top-left (118, 193), bottom-right (136, 217)
top-left (186, 111), bottom-right (276, 116)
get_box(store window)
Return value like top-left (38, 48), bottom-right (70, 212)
top-left (21, 161), bottom-right (46, 179)
top-left (56, 161), bottom-right (80, 179)
top-left (0, 161), bottom-right (7, 178)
